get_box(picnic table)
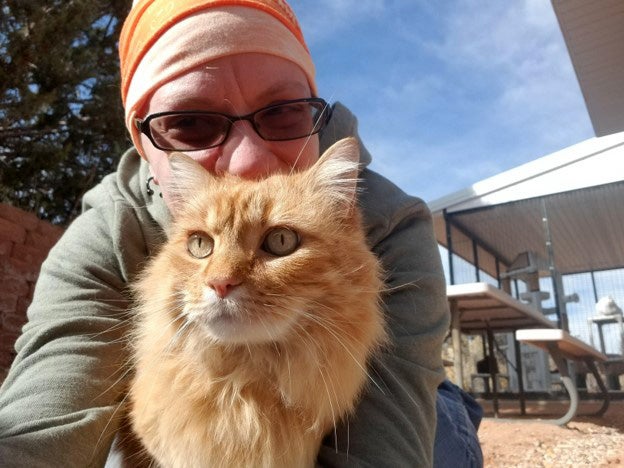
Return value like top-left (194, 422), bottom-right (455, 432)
top-left (447, 282), bottom-right (556, 388)
top-left (447, 282), bottom-right (609, 424)
top-left (516, 328), bottom-right (610, 424)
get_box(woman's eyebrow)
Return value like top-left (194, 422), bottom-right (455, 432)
top-left (149, 81), bottom-right (310, 113)
top-left (150, 96), bottom-right (221, 112)
top-left (256, 81), bottom-right (311, 102)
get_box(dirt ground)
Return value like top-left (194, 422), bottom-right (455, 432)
top-left (477, 399), bottom-right (624, 467)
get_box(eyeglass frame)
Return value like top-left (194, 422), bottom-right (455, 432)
top-left (134, 97), bottom-right (333, 152)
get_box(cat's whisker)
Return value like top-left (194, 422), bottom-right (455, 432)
top-left (261, 318), bottom-right (284, 356)
top-left (290, 99), bottom-right (333, 175)
top-left (291, 322), bottom-right (340, 447)
top-left (165, 315), bottom-right (195, 352)
top-left (345, 418), bottom-right (351, 459)
top-left (240, 341), bottom-right (252, 360)
top-left (315, 358), bottom-right (339, 444)
top-left (91, 330), bottom-right (139, 402)
top-left (285, 347), bottom-right (293, 398)
top-left (85, 336), bottom-right (129, 350)
top-left (92, 362), bottom-right (134, 403)
top-left (292, 296), bottom-right (369, 332)
top-left (86, 327), bottom-right (135, 350)
top-left (374, 359), bottom-right (423, 412)
top-left (93, 392), bottom-right (132, 460)
top-left (267, 304), bottom-right (362, 405)
top-left (98, 297), bottom-right (135, 304)
top-left (290, 133), bottom-right (314, 176)
top-left (379, 278), bottom-right (423, 294)
top-left (294, 307), bottom-right (385, 394)
top-left (121, 303), bottom-right (193, 432)
top-left (81, 310), bottom-right (129, 331)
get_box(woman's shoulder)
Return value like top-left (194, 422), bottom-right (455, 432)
top-left (82, 147), bottom-right (146, 211)
top-left (360, 168), bottom-right (431, 240)
top-left (65, 148), bottom-right (167, 261)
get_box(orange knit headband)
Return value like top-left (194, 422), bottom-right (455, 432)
top-left (119, 0), bottom-right (309, 107)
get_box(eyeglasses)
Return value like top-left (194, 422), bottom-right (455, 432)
top-left (135, 98), bottom-right (332, 152)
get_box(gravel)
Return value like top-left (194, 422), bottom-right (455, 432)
top-left (478, 401), bottom-right (624, 467)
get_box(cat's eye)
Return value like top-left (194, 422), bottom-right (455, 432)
top-left (262, 228), bottom-right (300, 256)
top-left (187, 232), bottom-right (214, 258)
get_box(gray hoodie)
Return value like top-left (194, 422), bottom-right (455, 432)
top-left (0, 103), bottom-right (448, 467)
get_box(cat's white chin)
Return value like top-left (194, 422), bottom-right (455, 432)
top-left (205, 313), bottom-right (296, 345)
top-left (187, 288), bottom-right (297, 345)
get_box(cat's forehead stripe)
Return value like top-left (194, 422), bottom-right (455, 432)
top-left (205, 188), bottom-right (274, 234)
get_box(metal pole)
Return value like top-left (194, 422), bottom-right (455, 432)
top-left (590, 271), bottom-right (599, 303)
top-left (444, 209), bottom-right (455, 285)
top-left (514, 337), bottom-right (526, 415)
top-left (450, 300), bottom-right (464, 389)
top-left (541, 199), bottom-right (564, 328)
top-left (472, 239), bottom-right (480, 282)
top-left (486, 328), bottom-right (499, 417)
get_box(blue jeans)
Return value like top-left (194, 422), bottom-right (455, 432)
top-left (434, 380), bottom-right (483, 467)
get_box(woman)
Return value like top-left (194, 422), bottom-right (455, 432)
top-left (0, 1), bottom-right (482, 466)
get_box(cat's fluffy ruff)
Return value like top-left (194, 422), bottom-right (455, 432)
top-left (127, 138), bottom-right (386, 467)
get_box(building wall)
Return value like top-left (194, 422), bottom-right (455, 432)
top-left (0, 203), bottom-right (63, 381)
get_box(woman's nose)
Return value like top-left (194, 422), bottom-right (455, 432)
top-left (216, 121), bottom-right (275, 179)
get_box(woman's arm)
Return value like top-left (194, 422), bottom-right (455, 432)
top-left (0, 203), bottom-right (147, 467)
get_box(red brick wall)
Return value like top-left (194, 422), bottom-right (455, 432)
top-left (0, 203), bottom-right (64, 381)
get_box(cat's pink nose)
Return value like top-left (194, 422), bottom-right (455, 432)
top-left (209, 278), bottom-right (242, 299)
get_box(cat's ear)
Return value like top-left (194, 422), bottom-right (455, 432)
top-left (310, 137), bottom-right (361, 210)
top-left (164, 152), bottom-right (213, 215)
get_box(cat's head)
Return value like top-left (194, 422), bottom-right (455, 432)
top-left (144, 137), bottom-right (380, 347)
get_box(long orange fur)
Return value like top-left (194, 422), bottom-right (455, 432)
top-left (124, 138), bottom-right (386, 467)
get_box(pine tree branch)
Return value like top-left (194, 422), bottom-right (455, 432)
top-left (0, 126), bottom-right (67, 139)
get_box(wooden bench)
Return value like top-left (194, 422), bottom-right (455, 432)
top-left (515, 328), bottom-right (610, 425)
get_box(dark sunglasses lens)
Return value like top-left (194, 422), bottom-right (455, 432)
top-left (254, 102), bottom-right (327, 141)
top-left (149, 113), bottom-right (229, 150)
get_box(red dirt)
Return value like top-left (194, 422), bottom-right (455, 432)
top-left (478, 399), bottom-right (624, 467)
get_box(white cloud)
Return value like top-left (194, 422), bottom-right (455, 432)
top-left (295, 1), bottom-right (594, 202)
top-left (380, 75), bottom-right (446, 108)
top-left (430, 1), bottom-right (559, 70)
top-left (320, 0), bottom-right (385, 14)
top-left (422, 0), bottom-right (593, 171)
top-left (366, 133), bottom-right (510, 201)
top-left (293, 0), bottom-right (386, 44)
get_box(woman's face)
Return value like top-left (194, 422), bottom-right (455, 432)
top-left (141, 53), bottom-right (320, 203)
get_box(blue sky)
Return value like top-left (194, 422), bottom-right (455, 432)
top-left (290, 0), bottom-right (595, 203)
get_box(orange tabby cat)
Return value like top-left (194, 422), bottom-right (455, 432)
top-left (124, 137), bottom-right (386, 467)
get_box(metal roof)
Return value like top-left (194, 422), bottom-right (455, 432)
top-left (552, 0), bottom-right (624, 136)
top-left (430, 132), bottom-right (624, 276)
